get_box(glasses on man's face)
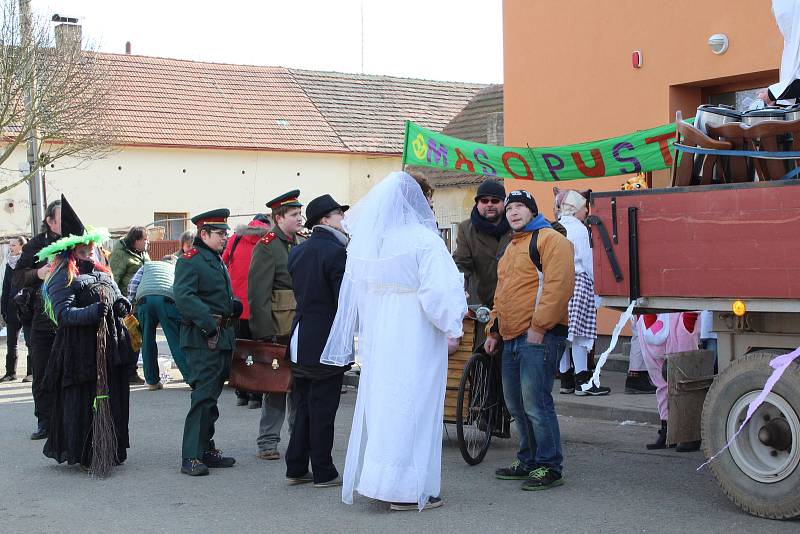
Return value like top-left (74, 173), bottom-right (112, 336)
top-left (211, 230), bottom-right (229, 238)
top-left (478, 197), bottom-right (502, 205)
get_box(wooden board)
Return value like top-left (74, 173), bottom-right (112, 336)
top-left (443, 319), bottom-right (477, 423)
top-left (590, 180), bottom-right (800, 300)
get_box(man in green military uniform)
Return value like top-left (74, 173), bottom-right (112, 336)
top-left (174, 209), bottom-right (243, 476)
top-left (248, 190), bottom-right (303, 460)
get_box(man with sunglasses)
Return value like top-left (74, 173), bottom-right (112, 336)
top-left (453, 179), bottom-right (511, 347)
top-left (174, 208), bottom-right (243, 476)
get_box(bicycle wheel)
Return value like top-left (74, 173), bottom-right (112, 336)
top-left (456, 353), bottom-right (495, 465)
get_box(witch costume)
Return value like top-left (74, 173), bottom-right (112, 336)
top-left (39, 195), bottom-right (134, 475)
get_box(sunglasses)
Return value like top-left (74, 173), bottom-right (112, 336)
top-left (478, 197), bottom-right (503, 205)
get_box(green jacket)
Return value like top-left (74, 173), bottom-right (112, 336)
top-left (110, 239), bottom-right (151, 292)
top-left (247, 225), bottom-right (300, 339)
top-left (173, 241), bottom-right (236, 350)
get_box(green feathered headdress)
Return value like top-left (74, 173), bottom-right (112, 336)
top-left (36, 226), bottom-right (111, 261)
top-left (35, 195), bottom-right (110, 261)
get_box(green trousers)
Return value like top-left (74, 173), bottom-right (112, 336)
top-left (136, 295), bottom-right (190, 385)
top-left (181, 347), bottom-right (231, 459)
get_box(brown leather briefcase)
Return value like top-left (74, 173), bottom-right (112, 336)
top-left (229, 339), bottom-right (292, 393)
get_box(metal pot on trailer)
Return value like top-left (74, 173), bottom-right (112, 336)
top-left (695, 104), bottom-right (742, 134)
top-left (742, 107), bottom-right (786, 126)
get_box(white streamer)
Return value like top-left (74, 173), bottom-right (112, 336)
top-left (581, 301), bottom-right (637, 391)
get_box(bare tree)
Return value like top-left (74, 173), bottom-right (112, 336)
top-left (0, 0), bottom-right (116, 196)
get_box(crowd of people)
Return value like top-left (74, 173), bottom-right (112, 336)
top-left (0, 169), bottom-right (714, 509)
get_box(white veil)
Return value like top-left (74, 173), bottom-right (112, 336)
top-left (320, 171), bottom-right (438, 366)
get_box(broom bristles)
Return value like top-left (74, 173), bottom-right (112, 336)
top-left (89, 290), bottom-right (119, 478)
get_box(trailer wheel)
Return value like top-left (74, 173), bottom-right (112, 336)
top-left (701, 351), bottom-right (800, 520)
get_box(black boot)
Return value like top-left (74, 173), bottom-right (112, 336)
top-left (646, 420), bottom-right (668, 450)
top-left (559, 368), bottom-right (575, 394)
top-left (676, 440), bottom-right (701, 452)
top-left (625, 371), bottom-right (656, 394)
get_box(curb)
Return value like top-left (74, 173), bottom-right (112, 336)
top-left (342, 371), bottom-right (660, 426)
top-left (554, 398), bottom-right (660, 425)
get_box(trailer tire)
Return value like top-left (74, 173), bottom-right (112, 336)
top-left (701, 350), bottom-right (800, 519)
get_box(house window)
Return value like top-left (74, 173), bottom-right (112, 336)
top-left (707, 89), bottom-right (760, 110)
top-left (153, 212), bottom-right (188, 241)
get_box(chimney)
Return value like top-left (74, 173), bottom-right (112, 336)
top-left (486, 112), bottom-right (504, 145)
top-left (125, 41), bottom-right (132, 55)
top-left (52, 15), bottom-right (81, 51)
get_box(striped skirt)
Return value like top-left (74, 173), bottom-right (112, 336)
top-left (568, 271), bottom-right (597, 341)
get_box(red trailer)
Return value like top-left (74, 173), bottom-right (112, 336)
top-left (589, 179), bottom-right (800, 520)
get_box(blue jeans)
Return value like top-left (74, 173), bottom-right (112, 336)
top-left (502, 331), bottom-right (565, 473)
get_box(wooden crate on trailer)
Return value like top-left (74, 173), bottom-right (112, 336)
top-left (443, 319), bottom-right (476, 423)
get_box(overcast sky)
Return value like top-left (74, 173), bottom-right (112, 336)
top-left (33, 0), bottom-right (504, 84)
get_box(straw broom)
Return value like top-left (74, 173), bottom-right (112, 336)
top-left (89, 288), bottom-right (118, 478)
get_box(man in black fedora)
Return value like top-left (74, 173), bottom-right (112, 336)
top-left (284, 194), bottom-right (351, 488)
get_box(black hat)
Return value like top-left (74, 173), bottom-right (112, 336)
top-left (304, 194), bottom-right (349, 229)
top-left (504, 190), bottom-right (539, 215)
top-left (266, 189), bottom-right (302, 210)
top-left (474, 179), bottom-right (506, 203)
top-left (252, 213), bottom-right (270, 225)
top-left (191, 208), bottom-right (231, 230)
top-left (59, 194), bottom-right (86, 239)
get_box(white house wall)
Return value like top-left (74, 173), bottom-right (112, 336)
top-left (1, 145), bottom-right (401, 236)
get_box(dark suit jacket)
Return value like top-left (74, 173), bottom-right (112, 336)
top-left (287, 226), bottom-right (349, 376)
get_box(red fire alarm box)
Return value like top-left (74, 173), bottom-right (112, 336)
top-left (632, 50), bottom-right (643, 68)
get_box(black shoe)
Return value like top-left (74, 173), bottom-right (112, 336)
top-left (0, 374), bottom-right (16, 382)
top-left (30, 426), bottom-right (47, 440)
top-left (676, 440), bottom-right (701, 452)
top-left (647, 420), bottom-right (670, 450)
top-left (520, 467), bottom-right (564, 491)
top-left (128, 374), bottom-right (145, 385)
top-left (495, 460), bottom-right (530, 480)
top-left (574, 370), bottom-right (610, 396)
top-left (235, 397), bottom-right (248, 406)
top-left (202, 449), bottom-right (235, 468)
top-left (181, 458), bottom-right (210, 476)
top-left (559, 368), bottom-right (575, 394)
top-left (390, 496), bottom-right (443, 511)
top-left (625, 371), bottom-right (657, 394)
top-left (248, 399), bottom-right (262, 409)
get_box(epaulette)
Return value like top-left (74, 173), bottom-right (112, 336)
top-left (182, 248), bottom-right (199, 259)
top-left (260, 232), bottom-right (277, 246)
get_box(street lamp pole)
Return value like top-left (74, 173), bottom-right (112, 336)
top-left (19, 0), bottom-right (46, 234)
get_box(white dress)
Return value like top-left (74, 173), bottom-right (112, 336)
top-left (342, 224), bottom-right (466, 508)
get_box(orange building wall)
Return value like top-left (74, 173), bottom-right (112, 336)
top-left (503, 0), bottom-right (783, 333)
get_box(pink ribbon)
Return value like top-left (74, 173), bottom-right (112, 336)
top-left (697, 346), bottom-right (800, 470)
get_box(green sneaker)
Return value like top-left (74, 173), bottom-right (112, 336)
top-left (495, 460), bottom-right (530, 480)
top-left (521, 467), bottom-right (564, 491)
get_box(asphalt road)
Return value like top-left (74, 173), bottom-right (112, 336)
top-left (1, 380), bottom-right (797, 534)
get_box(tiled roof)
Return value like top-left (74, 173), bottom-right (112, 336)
top-left (100, 53), bottom-right (484, 154)
top-left (418, 84), bottom-right (504, 188)
top-left (290, 69), bottom-right (484, 153)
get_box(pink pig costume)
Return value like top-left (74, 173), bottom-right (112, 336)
top-left (637, 312), bottom-right (703, 452)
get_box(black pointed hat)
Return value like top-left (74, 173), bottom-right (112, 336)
top-left (59, 194), bottom-right (85, 239)
top-left (35, 195), bottom-right (110, 261)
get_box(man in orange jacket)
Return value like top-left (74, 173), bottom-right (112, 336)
top-left (485, 189), bottom-right (574, 491)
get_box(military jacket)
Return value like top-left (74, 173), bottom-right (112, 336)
top-left (174, 241), bottom-right (236, 350)
top-left (247, 225), bottom-right (301, 339)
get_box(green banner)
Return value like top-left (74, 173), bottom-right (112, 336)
top-left (402, 119), bottom-right (686, 181)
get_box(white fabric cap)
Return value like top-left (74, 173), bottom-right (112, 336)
top-left (559, 190), bottom-right (586, 217)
